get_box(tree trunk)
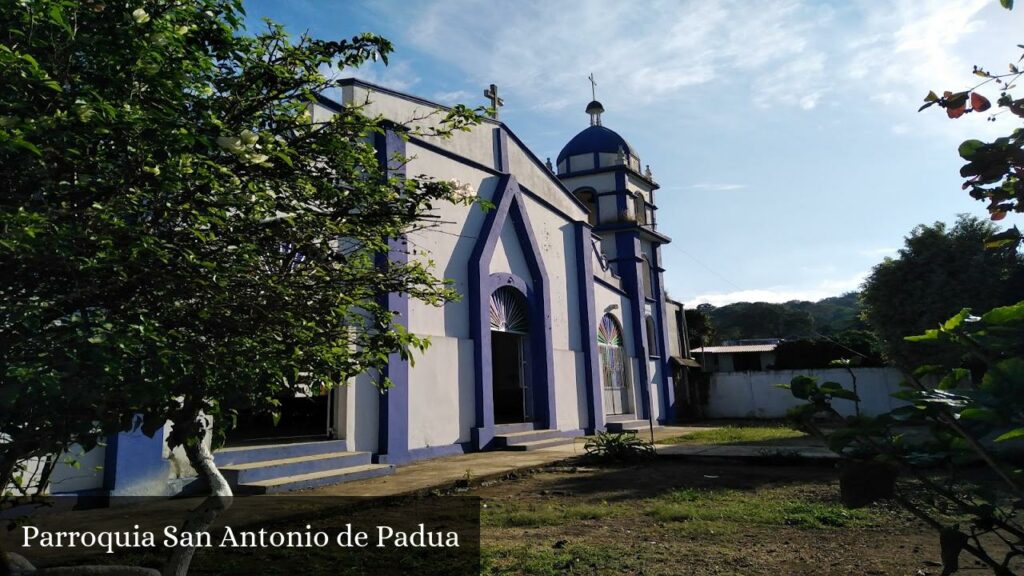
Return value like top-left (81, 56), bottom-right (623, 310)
top-left (160, 420), bottom-right (233, 576)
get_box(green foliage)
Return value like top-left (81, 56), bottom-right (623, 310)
top-left (772, 332), bottom-right (883, 370)
top-left (782, 303), bottom-right (1024, 575)
top-left (860, 214), bottom-right (1024, 368)
top-left (583, 431), bottom-right (656, 462)
top-left (696, 292), bottom-right (865, 344)
top-left (0, 0), bottom-right (486, 489)
top-left (683, 306), bottom-right (716, 349)
top-left (659, 424), bottom-right (807, 445)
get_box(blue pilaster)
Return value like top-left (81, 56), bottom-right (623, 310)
top-left (615, 232), bottom-right (652, 420)
top-left (574, 223), bottom-right (604, 433)
top-left (651, 245), bottom-right (675, 423)
top-left (104, 416), bottom-right (172, 496)
top-left (375, 128), bottom-right (410, 464)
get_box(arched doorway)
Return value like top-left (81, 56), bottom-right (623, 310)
top-left (490, 286), bottom-right (532, 424)
top-left (599, 314), bottom-right (632, 415)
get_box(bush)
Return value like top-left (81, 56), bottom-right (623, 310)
top-left (583, 432), bottom-right (656, 463)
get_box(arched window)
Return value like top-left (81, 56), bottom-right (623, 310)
top-left (599, 314), bottom-right (632, 414)
top-left (574, 187), bottom-right (598, 226)
top-left (646, 315), bottom-right (659, 358)
top-left (641, 257), bottom-right (653, 300)
top-left (490, 286), bottom-right (529, 334)
top-left (634, 194), bottom-right (648, 226)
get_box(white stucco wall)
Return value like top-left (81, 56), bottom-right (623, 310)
top-left (7, 444), bottom-right (106, 495)
top-left (705, 367), bottom-right (907, 419)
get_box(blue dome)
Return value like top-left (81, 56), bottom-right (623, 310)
top-left (556, 125), bottom-right (635, 165)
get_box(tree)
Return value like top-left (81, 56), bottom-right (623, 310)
top-left (1, 0), bottom-right (483, 573)
top-left (684, 307), bottom-right (716, 349)
top-left (860, 215), bottom-right (1024, 367)
top-left (782, 9), bottom-right (1024, 574)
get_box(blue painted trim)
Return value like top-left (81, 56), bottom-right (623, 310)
top-left (102, 431), bottom-right (119, 490)
top-left (489, 272), bottom-right (530, 297)
top-left (615, 232), bottom-right (652, 420)
top-left (403, 136), bottom-right (586, 225)
top-left (106, 416), bottom-right (171, 496)
top-left (407, 135), bottom-right (502, 177)
top-left (594, 275), bottom-right (628, 296)
top-left (501, 128), bottom-right (591, 213)
top-left (319, 83), bottom-right (502, 128)
top-left (574, 222), bottom-right (604, 433)
top-left (594, 222), bottom-right (672, 244)
top-left (651, 246), bottom-right (676, 422)
top-left (558, 164), bottom-right (660, 190)
top-left (469, 175), bottom-right (557, 450)
top-left (405, 442), bottom-right (472, 461)
top-left (614, 171), bottom-right (627, 213)
top-left (375, 129), bottom-right (410, 463)
top-left (494, 128), bottom-right (510, 173)
top-left (517, 184), bottom-right (579, 223)
top-left (322, 80), bottom-right (591, 216)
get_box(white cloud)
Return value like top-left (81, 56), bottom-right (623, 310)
top-left (390, 0), bottom-right (834, 111)
top-left (361, 0), bottom-right (1021, 139)
top-left (340, 60), bottom-right (420, 92)
top-left (687, 271), bottom-right (868, 307)
top-left (691, 183), bottom-right (748, 191)
top-left (432, 89), bottom-right (474, 105)
top-left (858, 246), bottom-right (898, 258)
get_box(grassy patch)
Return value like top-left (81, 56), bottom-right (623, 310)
top-left (645, 486), bottom-right (873, 530)
top-left (660, 424), bottom-right (808, 446)
top-left (482, 500), bottom-right (618, 528)
top-left (482, 543), bottom-right (629, 576)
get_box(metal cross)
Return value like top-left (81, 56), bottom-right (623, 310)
top-left (588, 73), bottom-right (597, 101)
top-left (484, 84), bottom-right (504, 119)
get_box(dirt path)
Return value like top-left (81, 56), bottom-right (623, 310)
top-left (474, 460), bottom-right (1002, 576)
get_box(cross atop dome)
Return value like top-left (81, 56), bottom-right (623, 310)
top-left (586, 73), bottom-right (604, 126)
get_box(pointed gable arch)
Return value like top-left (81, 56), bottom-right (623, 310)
top-left (468, 175), bottom-right (556, 449)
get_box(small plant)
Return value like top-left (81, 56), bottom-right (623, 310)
top-left (583, 432), bottom-right (656, 463)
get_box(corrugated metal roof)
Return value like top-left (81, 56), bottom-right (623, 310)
top-left (670, 356), bottom-right (702, 368)
top-left (692, 344), bottom-right (778, 354)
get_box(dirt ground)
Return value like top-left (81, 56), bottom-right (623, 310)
top-left (474, 459), bottom-right (1009, 576)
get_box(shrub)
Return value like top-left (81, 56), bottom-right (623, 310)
top-left (583, 432), bottom-right (656, 463)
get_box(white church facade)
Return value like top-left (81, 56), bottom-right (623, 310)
top-left (84, 79), bottom-right (679, 495)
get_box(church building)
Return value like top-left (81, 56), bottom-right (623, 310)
top-left (91, 79), bottom-right (678, 495)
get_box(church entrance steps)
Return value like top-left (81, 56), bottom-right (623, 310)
top-left (214, 440), bottom-right (393, 494)
top-left (493, 429), bottom-right (582, 451)
top-left (604, 418), bottom-right (656, 433)
top-left (501, 437), bottom-right (578, 452)
top-left (237, 463), bottom-right (395, 494)
top-left (220, 451), bottom-right (372, 485)
top-left (214, 439), bottom-right (346, 466)
top-left (493, 422), bottom-right (537, 435)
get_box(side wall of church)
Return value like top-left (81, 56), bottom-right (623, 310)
top-left (402, 145), bottom-right (496, 450)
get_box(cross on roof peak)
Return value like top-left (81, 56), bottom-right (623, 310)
top-left (588, 73), bottom-right (597, 101)
top-left (484, 84), bottom-right (504, 119)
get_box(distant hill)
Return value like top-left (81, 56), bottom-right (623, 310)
top-left (697, 292), bottom-right (864, 343)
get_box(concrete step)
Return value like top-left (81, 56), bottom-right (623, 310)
top-left (605, 419), bottom-right (654, 432)
top-left (237, 464), bottom-right (395, 494)
top-left (220, 451), bottom-right (371, 485)
top-left (494, 429), bottom-right (565, 447)
top-left (605, 414), bottom-right (639, 423)
top-left (214, 440), bottom-right (347, 466)
top-left (493, 422), bottom-right (537, 434)
top-left (503, 437), bottom-right (577, 452)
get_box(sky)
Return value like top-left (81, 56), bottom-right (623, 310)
top-left (245, 0), bottom-right (1024, 308)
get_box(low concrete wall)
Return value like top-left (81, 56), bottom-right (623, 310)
top-left (706, 367), bottom-right (907, 419)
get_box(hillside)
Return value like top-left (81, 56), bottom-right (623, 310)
top-left (696, 292), bottom-right (864, 343)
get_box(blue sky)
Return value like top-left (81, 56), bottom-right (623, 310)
top-left (246, 0), bottom-right (1024, 307)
